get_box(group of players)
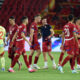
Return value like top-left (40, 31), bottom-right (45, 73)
top-left (0, 14), bottom-right (80, 73)
top-left (0, 14), bottom-right (56, 73)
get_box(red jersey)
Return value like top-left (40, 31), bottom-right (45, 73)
top-left (9, 24), bottom-right (18, 42)
top-left (75, 25), bottom-right (80, 35)
top-left (63, 22), bottom-right (75, 40)
top-left (16, 24), bottom-right (26, 43)
top-left (30, 22), bottom-right (38, 42)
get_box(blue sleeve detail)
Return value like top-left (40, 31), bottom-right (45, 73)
top-left (73, 31), bottom-right (76, 32)
top-left (22, 31), bottom-right (26, 33)
top-left (76, 32), bottom-right (79, 34)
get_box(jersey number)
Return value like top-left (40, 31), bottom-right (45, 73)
top-left (64, 28), bottom-right (70, 37)
top-left (0, 31), bottom-right (3, 39)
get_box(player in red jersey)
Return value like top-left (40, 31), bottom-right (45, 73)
top-left (58, 18), bottom-right (80, 70)
top-left (74, 18), bottom-right (80, 69)
top-left (6, 16), bottom-right (22, 70)
top-left (58, 14), bottom-right (79, 73)
top-left (58, 18), bottom-right (80, 68)
top-left (8, 16), bottom-right (36, 72)
top-left (29, 15), bottom-right (41, 69)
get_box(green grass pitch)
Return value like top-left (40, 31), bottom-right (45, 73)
top-left (0, 51), bottom-right (80, 80)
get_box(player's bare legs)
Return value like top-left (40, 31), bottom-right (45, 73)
top-left (48, 51), bottom-right (56, 69)
top-left (33, 49), bottom-right (41, 69)
top-left (29, 49), bottom-right (34, 68)
top-left (43, 52), bottom-right (48, 69)
top-left (43, 52), bottom-right (47, 62)
top-left (43, 51), bottom-right (56, 69)
top-left (17, 60), bottom-right (22, 70)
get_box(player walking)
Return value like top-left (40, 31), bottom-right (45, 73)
top-left (29, 15), bottom-right (41, 69)
top-left (58, 14), bottom-right (79, 73)
top-left (39, 18), bottom-right (56, 69)
top-left (6, 16), bottom-right (22, 70)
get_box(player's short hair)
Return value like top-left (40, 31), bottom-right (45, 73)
top-left (21, 16), bottom-right (28, 22)
top-left (68, 14), bottom-right (74, 21)
top-left (9, 16), bottom-right (15, 20)
top-left (42, 17), bottom-right (47, 20)
top-left (34, 14), bottom-right (41, 19)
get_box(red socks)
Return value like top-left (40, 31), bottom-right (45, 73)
top-left (34, 56), bottom-right (39, 64)
top-left (11, 55), bottom-right (20, 68)
top-left (69, 57), bottom-right (75, 70)
top-left (23, 55), bottom-right (30, 68)
top-left (11, 54), bottom-right (30, 68)
top-left (29, 55), bottom-right (32, 65)
top-left (29, 56), bottom-right (39, 64)
top-left (61, 56), bottom-right (71, 67)
top-left (59, 52), bottom-right (64, 64)
top-left (77, 57), bottom-right (80, 65)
